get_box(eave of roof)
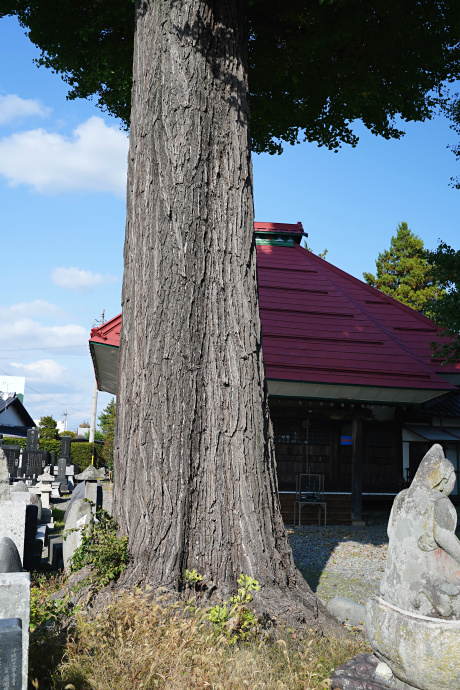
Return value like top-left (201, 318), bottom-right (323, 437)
top-left (89, 226), bottom-right (459, 401)
top-left (0, 394), bottom-right (35, 428)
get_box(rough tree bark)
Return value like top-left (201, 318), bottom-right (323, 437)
top-left (114, 0), bottom-right (343, 634)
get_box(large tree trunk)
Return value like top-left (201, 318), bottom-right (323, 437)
top-left (114, 0), bottom-right (343, 634)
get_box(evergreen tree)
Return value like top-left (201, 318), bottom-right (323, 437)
top-left (363, 222), bottom-right (443, 314)
top-left (300, 238), bottom-right (328, 259)
top-left (38, 415), bottom-right (60, 440)
top-left (426, 241), bottom-right (460, 362)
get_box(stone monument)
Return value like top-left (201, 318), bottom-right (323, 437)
top-left (0, 451), bottom-right (27, 566)
top-left (0, 537), bottom-right (30, 689)
top-left (0, 449), bottom-right (10, 501)
top-left (365, 444), bottom-right (460, 690)
top-left (74, 465), bottom-right (102, 512)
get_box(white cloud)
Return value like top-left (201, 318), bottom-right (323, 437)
top-left (9, 359), bottom-right (66, 383)
top-left (0, 317), bottom-right (87, 350)
top-left (51, 267), bottom-right (119, 293)
top-left (0, 116), bottom-right (128, 196)
top-left (0, 94), bottom-right (51, 125)
top-left (0, 300), bottom-right (66, 320)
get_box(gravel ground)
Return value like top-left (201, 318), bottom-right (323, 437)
top-left (288, 525), bottom-right (389, 605)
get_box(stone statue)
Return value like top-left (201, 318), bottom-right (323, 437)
top-left (365, 444), bottom-right (460, 690)
top-left (380, 443), bottom-right (460, 619)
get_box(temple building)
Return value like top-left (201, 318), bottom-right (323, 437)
top-left (89, 222), bottom-right (460, 524)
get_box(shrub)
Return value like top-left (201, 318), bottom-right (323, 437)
top-left (70, 442), bottom-right (100, 471)
top-left (38, 439), bottom-right (61, 454)
top-left (69, 507), bottom-right (130, 589)
top-left (2, 436), bottom-right (27, 449)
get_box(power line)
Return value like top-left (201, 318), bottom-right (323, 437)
top-left (0, 366), bottom-right (88, 414)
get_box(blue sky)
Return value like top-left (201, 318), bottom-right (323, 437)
top-left (1, 15), bottom-right (459, 430)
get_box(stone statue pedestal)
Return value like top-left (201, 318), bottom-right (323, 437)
top-left (365, 596), bottom-right (460, 690)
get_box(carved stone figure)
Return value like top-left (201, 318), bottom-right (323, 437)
top-left (380, 443), bottom-right (460, 618)
top-left (366, 444), bottom-right (460, 690)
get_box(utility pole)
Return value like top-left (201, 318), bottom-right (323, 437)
top-left (62, 409), bottom-right (68, 432)
top-left (89, 309), bottom-right (105, 463)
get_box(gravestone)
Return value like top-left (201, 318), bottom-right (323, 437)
top-left (26, 429), bottom-right (39, 452)
top-left (0, 504), bottom-right (27, 566)
top-left (0, 538), bottom-right (23, 574)
top-left (10, 482), bottom-right (28, 494)
top-left (22, 505), bottom-right (40, 572)
top-left (56, 457), bottom-right (69, 493)
top-left (2, 446), bottom-right (20, 479)
top-left (64, 480), bottom-right (85, 522)
top-left (63, 498), bottom-right (92, 572)
top-left (0, 450), bottom-right (10, 502)
top-left (0, 618), bottom-right (22, 690)
top-left (60, 436), bottom-right (72, 464)
top-left (23, 450), bottom-right (50, 478)
top-left (0, 542), bottom-right (30, 690)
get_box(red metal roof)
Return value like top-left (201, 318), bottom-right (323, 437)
top-left (257, 241), bottom-right (458, 392)
top-left (90, 222), bottom-right (459, 397)
top-left (90, 313), bottom-right (121, 348)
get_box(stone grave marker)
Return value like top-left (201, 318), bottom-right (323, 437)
top-left (23, 450), bottom-right (50, 479)
top-left (0, 450), bottom-right (10, 502)
top-left (26, 429), bottom-right (39, 452)
top-left (1, 446), bottom-right (20, 479)
top-left (0, 537), bottom-right (22, 574)
top-left (0, 537), bottom-right (30, 690)
top-left (63, 498), bottom-right (92, 572)
top-left (0, 617), bottom-right (22, 689)
top-left (60, 435), bottom-right (72, 464)
top-left (22, 506), bottom-right (40, 572)
top-left (56, 457), bottom-right (69, 493)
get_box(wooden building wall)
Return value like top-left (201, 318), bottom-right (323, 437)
top-left (270, 400), bottom-right (402, 495)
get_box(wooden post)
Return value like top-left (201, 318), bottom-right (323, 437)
top-left (351, 417), bottom-right (364, 524)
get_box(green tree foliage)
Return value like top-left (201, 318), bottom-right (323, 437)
top-left (301, 238), bottom-right (328, 259)
top-left (2, 2), bottom-right (460, 153)
top-left (363, 222), bottom-right (444, 314)
top-left (38, 415), bottom-right (60, 440)
top-left (443, 97), bottom-right (460, 188)
top-left (98, 398), bottom-right (116, 469)
top-left (426, 242), bottom-right (460, 362)
top-left (84, 429), bottom-right (104, 441)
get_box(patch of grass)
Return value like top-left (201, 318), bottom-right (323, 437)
top-left (49, 591), bottom-right (368, 690)
top-left (51, 507), bottom-right (66, 534)
top-left (299, 566), bottom-right (380, 606)
top-left (29, 572), bottom-right (70, 689)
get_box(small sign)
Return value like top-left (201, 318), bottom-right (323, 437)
top-left (340, 435), bottom-right (352, 446)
